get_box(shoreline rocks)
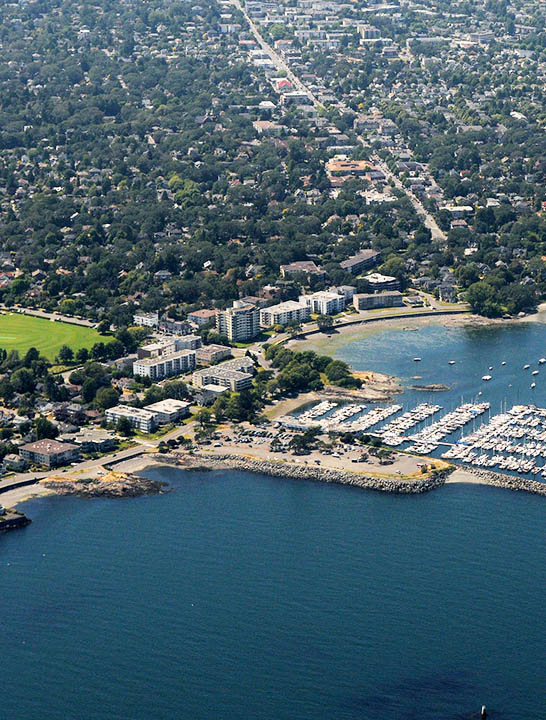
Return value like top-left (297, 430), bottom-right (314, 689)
top-left (0, 508), bottom-right (31, 533)
top-left (460, 466), bottom-right (546, 497)
top-left (42, 471), bottom-right (166, 499)
top-left (154, 452), bottom-right (448, 495)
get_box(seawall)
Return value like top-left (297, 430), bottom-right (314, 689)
top-left (460, 466), bottom-right (546, 497)
top-left (154, 452), bottom-right (448, 494)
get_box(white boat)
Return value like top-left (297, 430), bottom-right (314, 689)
top-left (531, 383), bottom-right (536, 389)
top-left (523, 364), bottom-right (530, 370)
top-left (488, 366), bottom-right (493, 371)
top-left (448, 360), bottom-right (456, 365)
top-left (501, 361), bottom-right (506, 366)
top-left (482, 375), bottom-right (492, 381)
top-left (532, 370), bottom-right (539, 376)
top-left (539, 358), bottom-right (546, 364)
top-left (413, 357), bottom-right (421, 362)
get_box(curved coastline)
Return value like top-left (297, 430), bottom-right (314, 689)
top-left (134, 453), bottom-right (546, 498)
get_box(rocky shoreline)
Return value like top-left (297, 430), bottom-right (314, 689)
top-left (153, 452), bottom-right (449, 494)
top-left (143, 452), bottom-right (546, 498)
top-left (461, 466), bottom-right (546, 497)
top-left (42, 471), bottom-right (166, 499)
top-left (0, 508), bottom-right (31, 533)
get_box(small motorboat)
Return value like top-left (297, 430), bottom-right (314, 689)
top-left (539, 358), bottom-right (546, 364)
top-left (501, 361), bottom-right (506, 365)
top-left (532, 370), bottom-right (539, 375)
top-left (413, 357), bottom-right (421, 362)
top-left (448, 360), bottom-right (456, 365)
top-left (482, 375), bottom-right (492, 381)
top-left (523, 364), bottom-right (530, 370)
top-left (531, 382), bottom-right (536, 389)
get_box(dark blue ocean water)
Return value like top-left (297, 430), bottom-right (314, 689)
top-left (1, 468), bottom-right (545, 720)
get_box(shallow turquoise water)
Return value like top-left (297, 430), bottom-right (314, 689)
top-left (335, 322), bottom-right (546, 411)
top-left (1, 468), bottom-right (545, 720)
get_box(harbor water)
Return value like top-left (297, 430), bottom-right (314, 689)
top-left (0, 468), bottom-right (545, 719)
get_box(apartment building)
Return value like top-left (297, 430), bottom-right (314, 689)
top-left (132, 349), bottom-right (196, 380)
top-left (216, 300), bottom-right (260, 342)
top-left (105, 405), bottom-right (158, 433)
top-left (144, 399), bottom-right (190, 424)
top-left (259, 301), bottom-right (311, 327)
top-left (19, 439), bottom-right (79, 468)
top-left (299, 291), bottom-right (345, 315)
top-left (353, 291), bottom-right (403, 310)
top-left (340, 249), bottom-right (380, 274)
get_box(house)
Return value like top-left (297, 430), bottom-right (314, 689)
top-left (19, 439), bottom-right (79, 468)
top-left (62, 429), bottom-right (118, 453)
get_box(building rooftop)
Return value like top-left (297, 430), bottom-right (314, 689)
top-left (145, 399), bottom-right (190, 414)
top-left (20, 439), bottom-right (78, 454)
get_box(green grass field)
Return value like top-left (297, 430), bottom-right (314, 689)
top-left (0, 312), bottom-right (102, 360)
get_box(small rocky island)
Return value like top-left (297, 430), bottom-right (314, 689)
top-left (0, 506), bottom-right (31, 534)
top-left (41, 470), bottom-right (166, 499)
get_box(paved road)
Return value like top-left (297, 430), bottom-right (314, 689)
top-left (231, 6), bottom-right (448, 248)
top-left (372, 154), bottom-right (448, 246)
top-left (0, 421), bottom-right (198, 496)
top-left (230, 0), bottom-right (321, 107)
top-left (0, 305), bottom-right (96, 328)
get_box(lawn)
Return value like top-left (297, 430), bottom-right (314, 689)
top-left (0, 312), bottom-right (102, 360)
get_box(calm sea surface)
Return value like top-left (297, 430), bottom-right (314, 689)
top-left (1, 469), bottom-right (545, 720)
top-left (334, 321), bottom-right (546, 411)
top-left (1, 322), bottom-right (546, 719)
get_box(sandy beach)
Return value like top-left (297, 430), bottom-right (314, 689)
top-left (290, 308), bottom-right (546, 355)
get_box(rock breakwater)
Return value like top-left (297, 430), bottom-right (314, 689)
top-left (155, 452), bottom-right (448, 495)
top-left (462, 466), bottom-right (546, 497)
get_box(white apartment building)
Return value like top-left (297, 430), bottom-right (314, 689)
top-left (216, 300), bottom-right (260, 342)
top-left (133, 349), bottom-right (196, 380)
top-left (133, 311), bottom-right (159, 328)
top-left (299, 291), bottom-right (346, 315)
top-left (144, 399), bottom-right (190, 424)
top-left (259, 301), bottom-right (311, 327)
top-left (192, 367), bottom-right (253, 392)
top-left (105, 406), bottom-right (158, 433)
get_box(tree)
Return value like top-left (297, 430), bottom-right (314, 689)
top-left (76, 348), bottom-right (89, 363)
top-left (466, 281), bottom-right (503, 317)
top-left (317, 314), bottom-right (334, 331)
top-left (35, 417), bottom-right (59, 440)
top-left (117, 416), bottom-right (133, 436)
top-left (11, 368), bottom-right (35, 394)
top-left (58, 345), bottom-right (74, 364)
top-left (95, 387), bottom-right (119, 410)
top-left (97, 320), bottom-right (111, 335)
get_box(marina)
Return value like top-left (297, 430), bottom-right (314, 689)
top-left (284, 394), bottom-right (546, 480)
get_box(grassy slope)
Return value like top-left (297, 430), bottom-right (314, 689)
top-left (0, 312), bottom-right (101, 360)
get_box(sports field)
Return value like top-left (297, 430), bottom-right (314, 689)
top-left (0, 312), bottom-right (101, 360)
